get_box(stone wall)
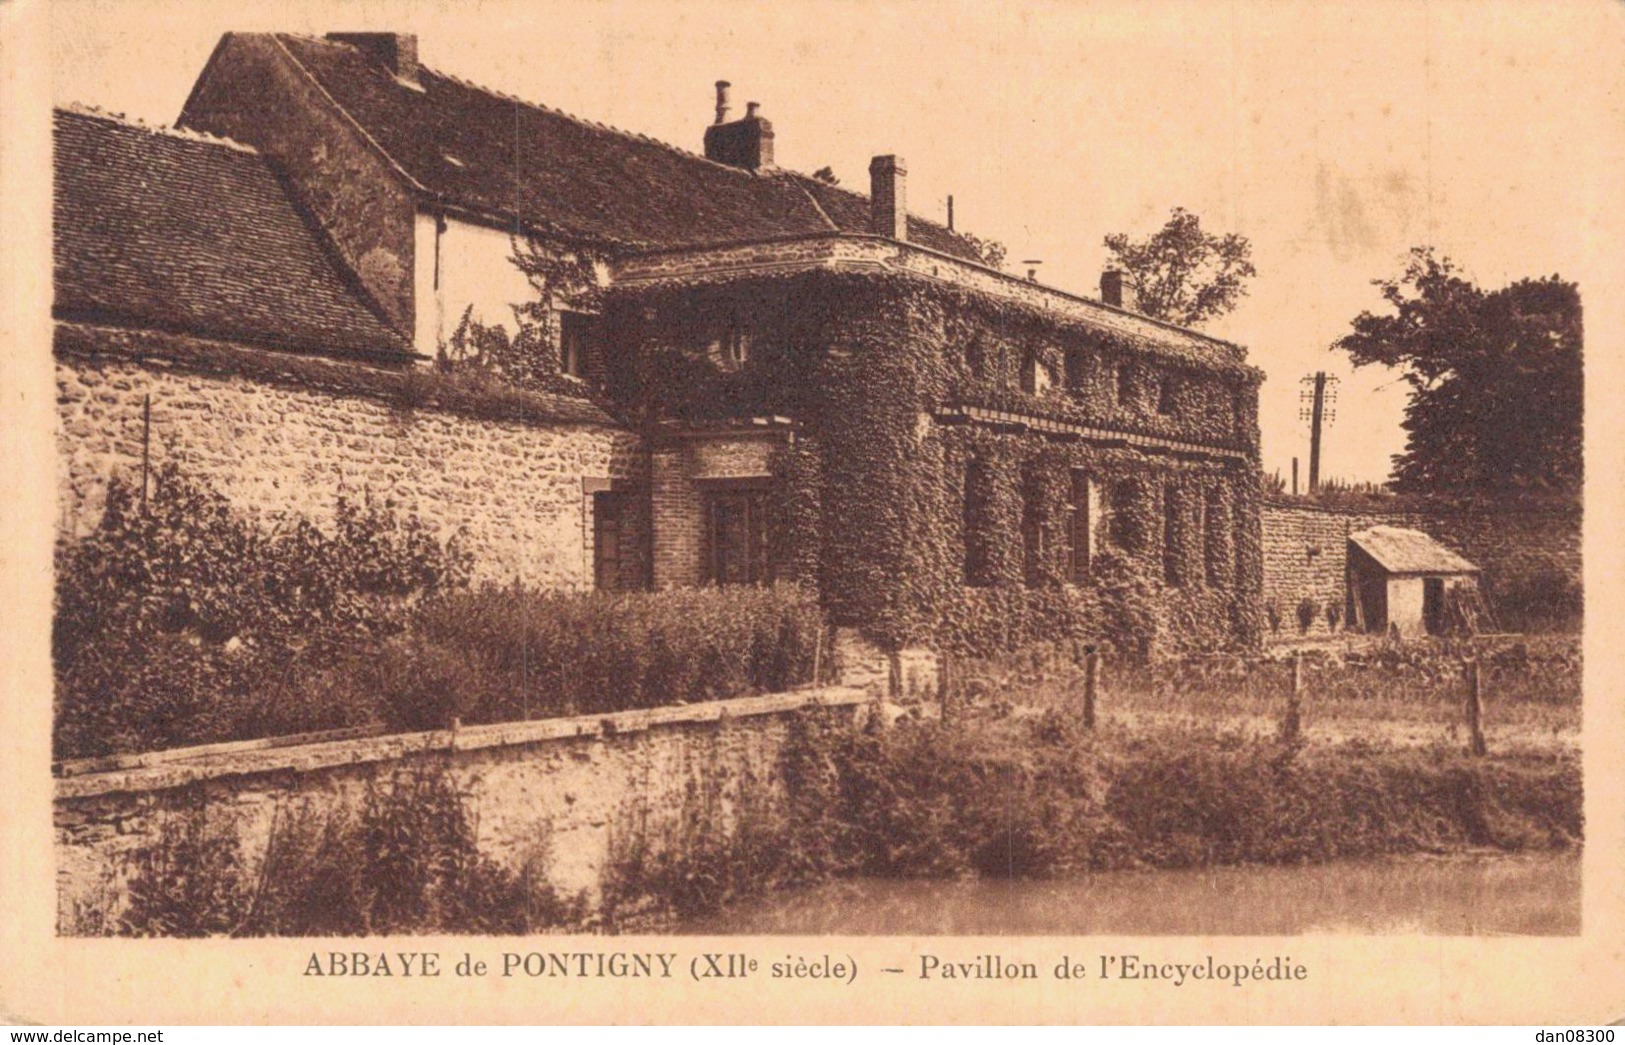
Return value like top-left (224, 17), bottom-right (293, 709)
top-left (56, 325), bottom-right (646, 588)
top-left (54, 688), bottom-right (870, 934)
top-left (1261, 498), bottom-right (1582, 636)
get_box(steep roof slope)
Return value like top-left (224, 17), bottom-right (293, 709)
top-left (53, 106), bottom-right (409, 358)
top-left (261, 34), bottom-right (984, 259)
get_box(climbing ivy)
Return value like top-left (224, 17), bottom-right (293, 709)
top-left (599, 268), bottom-right (1264, 655)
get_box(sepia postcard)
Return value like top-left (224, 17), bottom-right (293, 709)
top-left (3, 0), bottom-right (1624, 1026)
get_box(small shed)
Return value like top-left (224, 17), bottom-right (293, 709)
top-left (1347, 526), bottom-right (1481, 637)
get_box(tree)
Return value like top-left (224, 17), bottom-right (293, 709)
top-left (1103, 207), bottom-right (1256, 327)
top-left (1333, 248), bottom-right (1582, 495)
top-left (959, 231), bottom-right (1007, 272)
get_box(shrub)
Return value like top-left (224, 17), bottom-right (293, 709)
top-left (55, 464), bottom-right (832, 756)
top-left (1296, 596), bottom-right (1318, 634)
top-left (393, 583), bottom-right (829, 725)
top-left (54, 465), bottom-right (471, 759)
top-left (1491, 570), bottom-right (1583, 633)
top-left (115, 768), bottom-right (583, 937)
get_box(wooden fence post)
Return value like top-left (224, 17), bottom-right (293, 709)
top-left (812, 625), bottom-right (824, 689)
top-left (1083, 648), bottom-right (1100, 731)
top-left (1282, 653), bottom-right (1303, 743)
top-left (1465, 659), bottom-right (1487, 756)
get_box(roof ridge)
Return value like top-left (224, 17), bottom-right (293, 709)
top-left (289, 33), bottom-right (772, 182)
top-left (427, 67), bottom-right (772, 180)
top-left (56, 102), bottom-right (260, 155)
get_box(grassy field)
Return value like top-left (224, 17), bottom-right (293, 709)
top-left (944, 634), bottom-right (1580, 753)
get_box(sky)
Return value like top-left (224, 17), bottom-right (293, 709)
top-left (46, 0), bottom-right (1623, 484)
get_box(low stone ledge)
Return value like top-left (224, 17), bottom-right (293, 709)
top-left (54, 687), bottom-right (869, 802)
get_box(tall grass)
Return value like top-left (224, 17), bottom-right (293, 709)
top-left (949, 635), bottom-right (1579, 737)
top-left (790, 711), bottom-right (1581, 881)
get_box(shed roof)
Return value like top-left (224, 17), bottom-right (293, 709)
top-left (53, 106), bottom-right (409, 359)
top-left (1349, 526), bottom-right (1479, 575)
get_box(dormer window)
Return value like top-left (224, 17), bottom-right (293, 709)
top-left (560, 311), bottom-right (596, 379)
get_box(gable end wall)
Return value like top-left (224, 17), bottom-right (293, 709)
top-left (180, 35), bottom-right (417, 336)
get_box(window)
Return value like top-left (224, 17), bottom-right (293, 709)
top-left (1116, 363), bottom-right (1136, 407)
top-left (718, 318), bottom-right (751, 368)
top-left (966, 336), bottom-right (988, 380)
top-left (1203, 486), bottom-right (1227, 587)
top-left (1064, 350), bottom-right (1089, 392)
top-left (963, 456), bottom-right (991, 586)
top-left (1064, 471), bottom-right (1094, 583)
top-left (559, 311), bottom-right (596, 379)
top-left (1109, 479), bottom-right (1144, 553)
top-left (1157, 375), bottom-right (1178, 415)
top-left (1020, 352), bottom-right (1051, 396)
top-left (593, 491), bottom-right (629, 591)
top-left (703, 485), bottom-right (772, 586)
top-left (1163, 484), bottom-right (1183, 587)
top-left (1021, 468), bottom-right (1044, 588)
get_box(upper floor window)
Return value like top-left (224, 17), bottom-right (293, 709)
top-left (559, 311), bottom-right (596, 379)
top-left (966, 335), bottom-right (988, 380)
top-left (1157, 375), bottom-right (1178, 416)
top-left (1116, 363), bottom-right (1136, 407)
top-left (1019, 352), bottom-right (1052, 397)
top-left (1064, 350), bottom-right (1089, 392)
top-left (711, 317), bottom-right (751, 369)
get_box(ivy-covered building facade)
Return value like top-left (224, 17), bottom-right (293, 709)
top-left (152, 32), bottom-right (1265, 655)
top-left (601, 246), bottom-right (1264, 655)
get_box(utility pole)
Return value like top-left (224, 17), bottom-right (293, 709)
top-left (1299, 372), bottom-right (1338, 494)
top-left (1291, 457), bottom-right (1299, 497)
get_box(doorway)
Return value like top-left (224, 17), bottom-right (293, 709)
top-left (1422, 577), bottom-right (1445, 635)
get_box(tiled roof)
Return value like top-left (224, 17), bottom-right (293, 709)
top-left (269, 34), bottom-right (985, 261)
top-left (1350, 526), bottom-right (1480, 575)
top-left (53, 106), bottom-right (409, 358)
top-left (785, 173), bottom-right (979, 260)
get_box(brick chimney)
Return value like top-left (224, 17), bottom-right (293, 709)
top-left (704, 82), bottom-right (775, 170)
top-left (327, 33), bottom-right (419, 87)
top-left (869, 155), bottom-right (907, 241)
top-left (1101, 269), bottom-right (1136, 311)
